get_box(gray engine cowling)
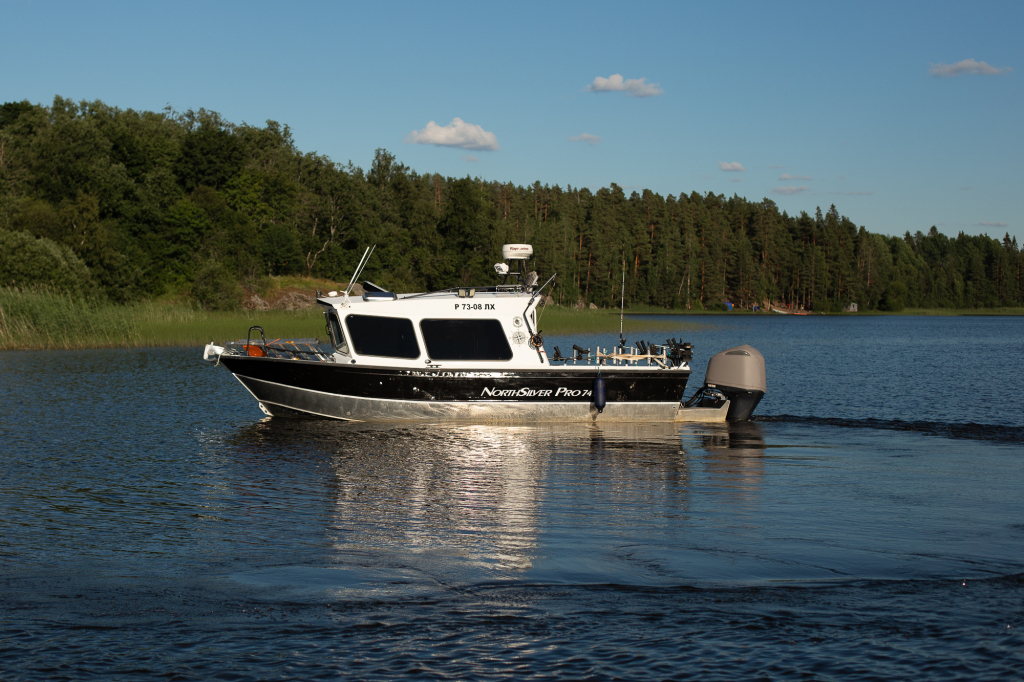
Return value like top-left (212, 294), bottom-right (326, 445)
top-left (704, 344), bottom-right (766, 421)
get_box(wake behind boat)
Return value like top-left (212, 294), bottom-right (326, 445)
top-left (202, 244), bottom-right (766, 423)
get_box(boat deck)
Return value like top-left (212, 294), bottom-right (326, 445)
top-left (217, 338), bottom-right (333, 362)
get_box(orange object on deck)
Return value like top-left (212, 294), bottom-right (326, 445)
top-left (244, 344), bottom-right (266, 357)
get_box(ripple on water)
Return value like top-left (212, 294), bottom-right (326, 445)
top-left (2, 573), bottom-right (1022, 680)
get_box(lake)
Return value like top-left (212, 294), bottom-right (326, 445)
top-left (1, 315), bottom-right (1022, 680)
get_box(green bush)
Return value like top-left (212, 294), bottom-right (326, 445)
top-left (192, 260), bottom-right (242, 310)
top-left (0, 229), bottom-right (93, 291)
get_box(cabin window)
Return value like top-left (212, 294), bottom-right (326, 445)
top-left (344, 315), bottom-right (420, 359)
top-left (420, 319), bottom-right (513, 361)
top-left (327, 311), bottom-right (350, 355)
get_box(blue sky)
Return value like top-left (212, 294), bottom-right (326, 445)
top-left (2, 0), bottom-right (1020, 242)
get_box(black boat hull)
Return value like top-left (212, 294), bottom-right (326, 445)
top-left (219, 356), bottom-right (723, 422)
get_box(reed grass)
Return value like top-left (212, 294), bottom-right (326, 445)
top-left (0, 287), bottom-right (324, 350)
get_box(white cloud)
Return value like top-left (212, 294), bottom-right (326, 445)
top-left (979, 221), bottom-right (1008, 227)
top-left (772, 186), bottom-right (810, 196)
top-left (405, 118), bottom-right (500, 151)
top-left (929, 58), bottom-right (1013, 77)
top-left (462, 155), bottom-right (479, 162)
top-left (718, 161), bottom-right (745, 172)
top-left (779, 173), bottom-right (812, 181)
top-left (570, 133), bottom-right (602, 145)
top-left (586, 74), bottom-right (663, 97)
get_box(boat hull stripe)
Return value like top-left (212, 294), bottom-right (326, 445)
top-left (235, 375), bottom-right (725, 423)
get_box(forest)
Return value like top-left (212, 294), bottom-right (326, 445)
top-left (1, 96), bottom-right (1021, 313)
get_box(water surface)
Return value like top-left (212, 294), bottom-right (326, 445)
top-left (1, 315), bottom-right (1022, 679)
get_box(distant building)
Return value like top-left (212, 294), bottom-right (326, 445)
top-left (844, 302), bottom-right (859, 313)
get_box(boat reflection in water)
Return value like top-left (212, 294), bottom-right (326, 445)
top-left (690, 421), bottom-right (767, 504)
top-left (220, 419), bottom-right (766, 586)
top-left (327, 423), bottom-right (547, 573)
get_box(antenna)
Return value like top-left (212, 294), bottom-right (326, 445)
top-left (344, 245), bottom-right (376, 296)
top-left (619, 255), bottom-right (626, 351)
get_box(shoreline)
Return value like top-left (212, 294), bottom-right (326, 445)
top-left (623, 307), bottom-right (1024, 317)
top-left (4, 302), bottom-right (1023, 352)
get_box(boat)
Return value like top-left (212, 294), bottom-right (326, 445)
top-left (202, 244), bottom-right (766, 423)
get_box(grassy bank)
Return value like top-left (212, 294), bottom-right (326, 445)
top-left (0, 288), bottom-right (325, 351)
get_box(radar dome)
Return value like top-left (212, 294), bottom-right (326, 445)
top-left (501, 244), bottom-right (533, 260)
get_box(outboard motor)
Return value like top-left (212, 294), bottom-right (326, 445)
top-left (702, 344), bottom-right (766, 421)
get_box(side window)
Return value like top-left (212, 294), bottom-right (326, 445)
top-left (345, 315), bottom-right (420, 359)
top-left (328, 311), bottom-right (349, 355)
top-left (420, 319), bottom-right (513, 361)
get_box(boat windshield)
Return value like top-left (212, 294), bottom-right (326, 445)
top-left (328, 311), bottom-right (350, 355)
